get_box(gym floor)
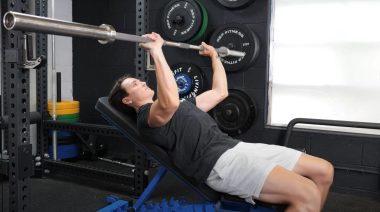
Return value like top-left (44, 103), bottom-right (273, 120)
top-left (1, 171), bottom-right (380, 212)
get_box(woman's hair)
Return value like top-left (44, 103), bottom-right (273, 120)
top-left (108, 75), bottom-right (136, 118)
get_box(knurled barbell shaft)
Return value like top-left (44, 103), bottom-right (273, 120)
top-left (163, 41), bottom-right (246, 57)
top-left (3, 11), bottom-right (245, 58)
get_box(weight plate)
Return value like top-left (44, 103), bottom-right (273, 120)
top-left (171, 63), bottom-right (206, 98)
top-left (190, 0), bottom-right (208, 42)
top-left (49, 115), bottom-right (80, 122)
top-left (49, 130), bottom-right (73, 139)
top-left (48, 101), bottom-right (79, 110)
top-left (57, 117), bottom-right (80, 122)
top-left (211, 89), bottom-right (256, 136)
top-left (217, 0), bottom-right (255, 9)
top-left (55, 137), bottom-right (78, 145)
top-left (48, 107), bottom-right (80, 115)
top-left (209, 23), bottom-right (260, 72)
top-left (162, 0), bottom-right (203, 42)
top-left (48, 143), bottom-right (80, 160)
top-left (57, 113), bottom-right (80, 119)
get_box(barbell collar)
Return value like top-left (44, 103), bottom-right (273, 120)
top-left (98, 24), bottom-right (116, 44)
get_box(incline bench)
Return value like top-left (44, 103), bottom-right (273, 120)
top-left (95, 97), bottom-right (282, 212)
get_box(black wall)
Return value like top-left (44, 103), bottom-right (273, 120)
top-left (73, 0), bottom-right (137, 125)
top-left (73, 0), bottom-right (380, 197)
top-left (73, 0), bottom-right (138, 157)
top-left (148, 0), bottom-right (270, 146)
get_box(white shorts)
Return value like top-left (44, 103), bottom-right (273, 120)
top-left (205, 142), bottom-right (302, 205)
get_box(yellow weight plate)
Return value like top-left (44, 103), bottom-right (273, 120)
top-left (49, 107), bottom-right (80, 115)
top-left (48, 101), bottom-right (80, 110)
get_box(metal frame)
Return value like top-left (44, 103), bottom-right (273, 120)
top-left (2, 1), bottom-right (33, 211)
top-left (42, 121), bottom-right (148, 195)
top-left (39, 120), bottom-right (146, 191)
top-left (284, 118), bottom-right (380, 175)
top-left (133, 0), bottom-right (150, 196)
top-left (34, 0), bottom-right (49, 178)
top-left (136, 0), bottom-right (148, 81)
top-left (44, 159), bottom-right (136, 193)
top-left (44, 120), bottom-right (124, 137)
top-left (284, 118), bottom-right (380, 147)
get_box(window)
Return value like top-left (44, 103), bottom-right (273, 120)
top-left (268, 0), bottom-right (380, 133)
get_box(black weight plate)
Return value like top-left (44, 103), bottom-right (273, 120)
top-left (217, 0), bottom-right (255, 9)
top-left (209, 23), bottom-right (260, 72)
top-left (171, 63), bottom-right (206, 98)
top-left (162, 0), bottom-right (203, 42)
top-left (212, 89), bottom-right (256, 136)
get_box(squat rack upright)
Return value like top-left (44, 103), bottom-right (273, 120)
top-left (1, 0), bottom-right (36, 211)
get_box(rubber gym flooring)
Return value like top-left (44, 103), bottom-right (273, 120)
top-left (1, 170), bottom-right (380, 212)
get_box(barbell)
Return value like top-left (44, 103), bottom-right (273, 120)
top-left (3, 11), bottom-right (245, 58)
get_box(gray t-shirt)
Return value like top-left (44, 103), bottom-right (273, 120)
top-left (137, 98), bottom-right (239, 184)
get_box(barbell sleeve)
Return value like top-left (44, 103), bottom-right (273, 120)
top-left (3, 11), bottom-right (245, 57)
top-left (3, 11), bottom-right (116, 44)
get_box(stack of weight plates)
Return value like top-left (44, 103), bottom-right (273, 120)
top-left (48, 100), bottom-right (80, 159)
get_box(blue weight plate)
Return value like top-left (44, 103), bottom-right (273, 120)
top-left (171, 63), bottom-right (206, 98)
